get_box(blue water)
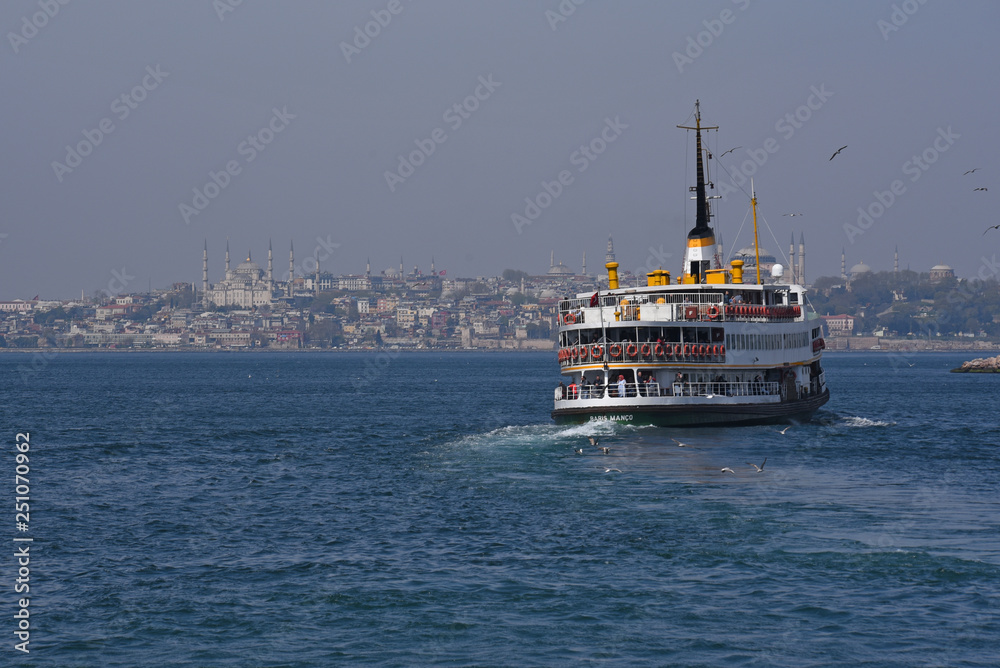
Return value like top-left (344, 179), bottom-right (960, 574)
top-left (3, 351), bottom-right (998, 666)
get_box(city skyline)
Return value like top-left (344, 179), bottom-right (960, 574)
top-left (3, 1), bottom-right (999, 300)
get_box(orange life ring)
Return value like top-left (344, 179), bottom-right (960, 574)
top-left (683, 343), bottom-right (691, 357)
top-left (571, 347), bottom-right (579, 361)
top-left (579, 346), bottom-right (589, 361)
top-left (720, 344), bottom-right (726, 357)
top-left (592, 345), bottom-right (603, 360)
top-left (713, 344), bottom-right (720, 356)
top-left (564, 313), bottom-right (576, 324)
top-left (673, 344), bottom-right (682, 357)
top-left (559, 349), bottom-right (566, 362)
top-left (699, 344), bottom-right (707, 357)
top-left (653, 343), bottom-right (664, 357)
top-left (640, 343), bottom-right (651, 357)
top-left (740, 305), bottom-right (748, 317)
top-left (626, 343), bottom-right (638, 358)
top-left (609, 343), bottom-right (621, 357)
top-left (707, 305), bottom-right (719, 320)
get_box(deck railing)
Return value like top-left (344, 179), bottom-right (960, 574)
top-left (556, 380), bottom-right (780, 400)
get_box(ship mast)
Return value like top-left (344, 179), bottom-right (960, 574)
top-left (677, 100), bottom-right (718, 284)
top-left (751, 179), bottom-right (762, 285)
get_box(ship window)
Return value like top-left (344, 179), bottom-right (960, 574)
top-left (790, 293), bottom-right (799, 304)
top-left (698, 328), bottom-right (711, 344)
top-left (665, 327), bottom-right (680, 343)
top-left (712, 327), bottom-right (724, 343)
top-left (681, 327), bottom-right (696, 344)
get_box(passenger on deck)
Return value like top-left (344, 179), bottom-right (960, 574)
top-left (567, 379), bottom-right (579, 399)
top-left (617, 374), bottom-right (626, 398)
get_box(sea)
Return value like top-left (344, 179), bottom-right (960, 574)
top-left (2, 351), bottom-right (998, 667)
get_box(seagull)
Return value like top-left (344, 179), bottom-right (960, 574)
top-left (601, 447), bottom-right (611, 455)
top-left (719, 146), bottom-right (742, 158)
top-left (671, 438), bottom-right (692, 447)
top-left (588, 437), bottom-right (599, 447)
top-left (778, 426), bottom-right (792, 435)
top-left (783, 213), bottom-right (804, 217)
top-left (720, 467), bottom-right (736, 475)
top-left (747, 458), bottom-right (767, 473)
top-left (964, 168), bottom-right (980, 175)
top-left (575, 448), bottom-right (584, 454)
top-left (983, 224), bottom-right (1000, 235)
top-left (829, 145), bottom-right (848, 161)
top-left (974, 187), bottom-right (988, 191)
top-left (604, 468), bottom-right (622, 473)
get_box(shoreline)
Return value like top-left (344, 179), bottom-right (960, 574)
top-left (0, 347), bottom-right (994, 355)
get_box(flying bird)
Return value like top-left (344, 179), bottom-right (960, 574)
top-left (720, 467), bottom-right (736, 475)
top-left (604, 468), bottom-right (622, 473)
top-left (964, 168), bottom-right (980, 175)
top-left (719, 146), bottom-right (741, 158)
top-left (778, 426), bottom-right (792, 435)
top-left (588, 437), bottom-right (599, 447)
top-left (829, 145), bottom-right (848, 161)
top-left (783, 213), bottom-right (803, 217)
top-left (974, 187), bottom-right (988, 191)
top-left (983, 224), bottom-right (1000, 235)
top-left (747, 458), bottom-right (767, 473)
top-left (671, 438), bottom-right (691, 447)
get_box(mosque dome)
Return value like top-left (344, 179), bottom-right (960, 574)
top-left (547, 262), bottom-right (574, 276)
top-left (735, 246), bottom-right (777, 266)
top-left (930, 264), bottom-right (952, 271)
top-left (850, 261), bottom-right (871, 276)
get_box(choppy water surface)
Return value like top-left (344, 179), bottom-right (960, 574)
top-left (3, 351), bottom-right (998, 666)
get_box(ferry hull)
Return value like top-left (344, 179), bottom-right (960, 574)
top-left (552, 389), bottom-right (830, 428)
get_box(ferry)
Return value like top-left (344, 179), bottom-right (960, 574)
top-left (552, 101), bottom-right (829, 427)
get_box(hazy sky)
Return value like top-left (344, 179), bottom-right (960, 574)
top-left (3, 0), bottom-right (999, 299)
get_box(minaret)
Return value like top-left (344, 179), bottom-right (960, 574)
top-left (550, 250), bottom-right (555, 269)
top-left (225, 239), bottom-right (231, 274)
top-left (314, 252), bottom-right (320, 295)
top-left (605, 235), bottom-right (616, 263)
top-left (582, 250), bottom-right (587, 276)
top-left (431, 256), bottom-right (436, 276)
top-left (267, 240), bottom-right (273, 283)
top-left (366, 257), bottom-right (371, 278)
top-left (202, 240), bottom-right (208, 308)
top-left (789, 233), bottom-right (796, 284)
top-left (798, 232), bottom-right (805, 286)
top-left (841, 248), bottom-right (847, 280)
top-left (894, 246), bottom-right (899, 274)
top-left (288, 241), bottom-right (294, 297)
top-left (677, 100), bottom-right (718, 284)
top-left (399, 256), bottom-right (404, 278)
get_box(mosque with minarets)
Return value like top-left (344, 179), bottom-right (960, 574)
top-left (201, 240), bottom-right (293, 308)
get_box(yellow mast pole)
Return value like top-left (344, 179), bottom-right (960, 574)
top-left (751, 179), bottom-right (761, 285)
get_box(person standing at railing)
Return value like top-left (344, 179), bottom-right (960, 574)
top-left (617, 374), bottom-right (626, 399)
top-left (567, 379), bottom-right (579, 399)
